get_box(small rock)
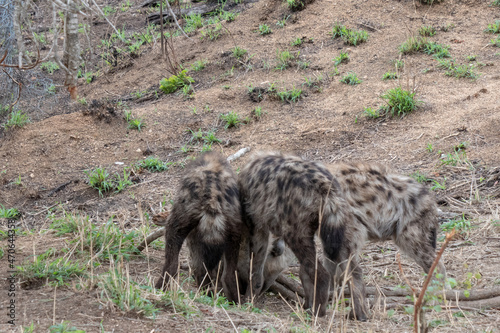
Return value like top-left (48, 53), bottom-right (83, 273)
top-left (136, 148), bottom-right (142, 153)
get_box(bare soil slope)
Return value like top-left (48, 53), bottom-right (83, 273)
top-left (1, 0), bottom-right (499, 332)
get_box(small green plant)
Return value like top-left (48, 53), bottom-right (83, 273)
top-left (393, 59), bottom-right (404, 70)
top-left (0, 205), bottom-right (21, 219)
top-left (190, 128), bottom-right (204, 142)
top-left (485, 20), bottom-right (500, 34)
top-left (181, 84), bottom-right (194, 99)
top-left (491, 35), bottom-right (500, 47)
top-left (441, 215), bottom-right (472, 237)
top-left (426, 143), bottom-right (434, 152)
top-left (333, 51), bottom-right (349, 66)
top-left (258, 24), bottom-right (272, 35)
top-left (191, 59), bottom-right (208, 71)
top-left (231, 46), bottom-right (248, 59)
top-left (136, 156), bottom-right (169, 172)
top-left (184, 13), bottom-right (204, 32)
top-left (201, 23), bottom-right (223, 41)
top-left (409, 171), bottom-right (429, 183)
top-left (77, 97), bottom-right (87, 105)
top-left (419, 25), bottom-right (436, 37)
top-left (16, 249), bottom-right (87, 287)
top-left (331, 23), bottom-right (368, 46)
top-left (399, 36), bottom-right (427, 54)
top-left (102, 5), bottom-right (116, 16)
top-left (2, 109), bottom-right (30, 130)
top-left (253, 106), bottom-right (264, 119)
top-left (363, 107), bottom-right (382, 119)
top-left (49, 321), bottom-right (85, 333)
top-left (276, 15), bottom-right (290, 28)
top-left (297, 60), bottom-right (310, 70)
top-left (85, 167), bottom-right (133, 196)
top-left (202, 131), bottom-right (221, 144)
top-left (276, 86), bottom-right (302, 103)
top-left (492, 0), bottom-right (500, 6)
top-left (219, 9), bottom-right (238, 22)
top-left (127, 114), bottom-right (145, 131)
top-left (437, 58), bottom-right (480, 79)
top-left (440, 150), bottom-right (471, 167)
top-left (340, 72), bottom-right (361, 85)
top-left (159, 70), bottom-right (194, 94)
top-left (382, 72), bottom-right (398, 80)
top-left (286, 0), bottom-right (305, 10)
top-left (33, 32), bottom-right (47, 44)
top-left (430, 178), bottom-right (446, 191)
top-left (423, 41), bottom-right (450, 58)
top-left (380, 86), bottom-right (421, 117)
top-left (275, 49), bottom-right (294, 70)
top-left (466, 55), bottom-right (477, 62)
top-left (291, 37), bottom-right (303, 47)
top-left (40, 61), bottom-right (60, 74)
top-left (220, 111), bottom-right (241, 128)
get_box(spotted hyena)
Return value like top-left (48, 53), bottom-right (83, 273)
top-left (249, 160), bottom-right (446, 321)
top-left (238, 152), bottom-right (351, 317)
top-left (323, 161), bottom-right (446, 319)
top-left (154, 152), bottom-right (242, 303)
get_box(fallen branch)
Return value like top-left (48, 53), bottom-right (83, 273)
top-left (268, 281), bottom-right (303, 304)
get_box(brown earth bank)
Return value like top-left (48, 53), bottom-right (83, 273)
top-left (1, 0), bottom-right (499, 332)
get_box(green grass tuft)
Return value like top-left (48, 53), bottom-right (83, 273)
top-left (380, 86), bottom-right (422, 117)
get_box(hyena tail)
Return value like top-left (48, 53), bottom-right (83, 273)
top-left (319, 196), bottom-right (347, 262)
top-left (198, 209), bottom-right (226, 244)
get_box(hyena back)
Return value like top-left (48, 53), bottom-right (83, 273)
top-left (238, 152), bottom-right (351, 317)
top-left (155, 152), bottom-right (242, 302)
top-left (322, 162), bottom-right (446, 319)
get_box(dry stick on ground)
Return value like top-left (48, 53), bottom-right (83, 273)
top-left (413, 230), bottom-right (455, 333)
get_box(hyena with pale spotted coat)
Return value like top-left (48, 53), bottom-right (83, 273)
top-left (252, 160), bottom-right (446, 321)
top-left (324, 161), bottom-right (446, 319)
top-left (155, 152), bottom-right (242, 303)
top-left (238, 152), bottom-right (352, 317)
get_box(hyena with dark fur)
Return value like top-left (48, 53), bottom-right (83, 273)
top-left (250, 161), bottom-right (446, 321)
top-left (155, 152), bottom-right (242, 303)
top-left (238, 152), bottom-right (352, 317)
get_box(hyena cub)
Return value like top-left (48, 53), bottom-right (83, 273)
top-left (238, 152), bottom-right (352, 317)
top-left (322, 162), bottom-right (446, 320)
top-left (155, 152), bottom-right (242, 303)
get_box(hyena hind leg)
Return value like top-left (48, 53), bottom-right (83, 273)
top-left (245, 228), bottom-right (271, 300)
top-left (287, 236), bottom-right (330, 317)
top-left (155, 213), bottom-right (196, 290)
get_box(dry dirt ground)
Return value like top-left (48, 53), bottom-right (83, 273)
top-left (1, 0), bottom-right (500, 332)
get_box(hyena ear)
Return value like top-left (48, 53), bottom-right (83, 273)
top-left (152, 211), bottom-right (170, 226)
top-left (270, 238), bottom-right (285, 257)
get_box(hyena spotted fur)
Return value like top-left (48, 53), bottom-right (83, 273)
top-left (238, 152), bottom-right (352, 317)
top-left (324, 161), bottom-right (446, 319)
top-left (155, 152), bottom-right (242, 303)
top-left (251, 160), bottom-right (446, 321)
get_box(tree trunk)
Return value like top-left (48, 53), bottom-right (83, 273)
top-left (63, 1), bottom-right (80, 100)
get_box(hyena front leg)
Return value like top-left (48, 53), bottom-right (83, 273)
top-left (287, 235), bottom-right (330, 317)
top-left (245, 227), bottom-right (271, 300)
